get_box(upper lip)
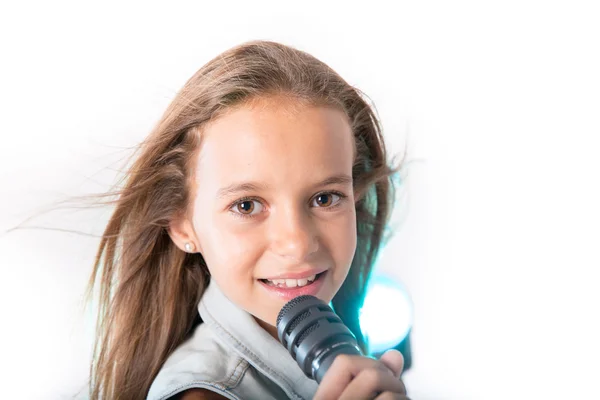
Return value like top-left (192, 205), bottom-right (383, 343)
top-left (260, 267), bottom-right (328, 280)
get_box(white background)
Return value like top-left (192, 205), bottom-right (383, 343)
top-left (1, 1), bottom-right (599, 399)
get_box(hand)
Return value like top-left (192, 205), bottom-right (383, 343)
top-left (313, 349), bottom-right (409, 400)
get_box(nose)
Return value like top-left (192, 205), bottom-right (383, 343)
top-left (269, 205), bottom-right (319, 263)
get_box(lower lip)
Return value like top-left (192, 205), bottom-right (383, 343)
top-left (258, 271), bottom-right (327, 301)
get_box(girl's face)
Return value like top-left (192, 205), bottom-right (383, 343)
top-left (189, 97), bottom-right (357, 338)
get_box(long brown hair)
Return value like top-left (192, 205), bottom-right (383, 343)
top-left (82, 40), bottom-right (404, 399)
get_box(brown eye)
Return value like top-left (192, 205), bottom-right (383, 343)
top-left (237, 200), bottom-right (255, 214)
top-left (315, 194), bottom-right (332, 207)
top-left (314, 193), bottom-right (341, 207)
top-left (230, 199), bottom-right (264, 218)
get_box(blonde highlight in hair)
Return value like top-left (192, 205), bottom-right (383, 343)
top-left (82, 40), bottom-right (405, 399)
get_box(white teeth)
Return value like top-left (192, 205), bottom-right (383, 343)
top-left (297, 278), bottom-right (308, 286)
top-left (285, 279), bottom-right (298, 287)
top-left (265, 274), bottom-right (318, 288)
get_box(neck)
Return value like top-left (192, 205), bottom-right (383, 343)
top-left (255, 316), bottom-right (280, 343)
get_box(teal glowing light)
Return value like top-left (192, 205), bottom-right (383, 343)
top-left (359, 274), bottom-right (413, 354)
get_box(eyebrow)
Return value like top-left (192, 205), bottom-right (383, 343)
top-left (216, 174), bottom-right (353, 199)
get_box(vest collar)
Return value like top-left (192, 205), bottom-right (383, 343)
top-left (199, 279), bottom-right (319, 400)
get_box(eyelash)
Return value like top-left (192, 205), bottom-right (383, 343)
top-left (228, 191), bottom-right (348, 220)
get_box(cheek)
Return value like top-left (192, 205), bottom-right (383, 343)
top-left (343, 204), bottom-right (358, 246)
top-left (322, 208), bottom-right (357, 268)
top-left (193, 210), bottom-right (262, 276)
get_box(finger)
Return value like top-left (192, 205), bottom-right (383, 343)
top-left (338, 367), bottom-right (407, 400)
top-left (313, 355), bottom-right (391, 400)
top-left (378, 349), bottom-right (405, 378)
top-left (374, 392), bottom-right (411, 400)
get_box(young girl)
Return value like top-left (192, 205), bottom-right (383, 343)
top-left (86, 40), bottom-right (408, 400)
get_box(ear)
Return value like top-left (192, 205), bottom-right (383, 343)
top-left (168, 213), bottom-right (201, 253)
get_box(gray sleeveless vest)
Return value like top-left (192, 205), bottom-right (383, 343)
top-left (146, 279), bottom-right (319, 400)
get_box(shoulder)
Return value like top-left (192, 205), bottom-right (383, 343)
top-left (172, 388), bottom-right (229, 400)
top-left (147, 322), bottom-right (249, 400)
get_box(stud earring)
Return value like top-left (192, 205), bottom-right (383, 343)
top-left (184, 243), bottom-right (193, 253)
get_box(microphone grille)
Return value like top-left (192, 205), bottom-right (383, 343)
top-left (295, 322), bottom-right (319, 346)
top-left (276, 294), bottom-right (314, 326)
top-left (285, 310), bottom-right (310, 335)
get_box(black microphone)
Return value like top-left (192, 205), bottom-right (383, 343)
top-left (276, 295), bottom-right (363, 383)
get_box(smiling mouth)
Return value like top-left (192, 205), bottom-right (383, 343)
top-left (258, 271), bottom-right (326, 288)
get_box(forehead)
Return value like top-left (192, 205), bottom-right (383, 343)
top-left (194, 98), bottom-right (355, 188)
